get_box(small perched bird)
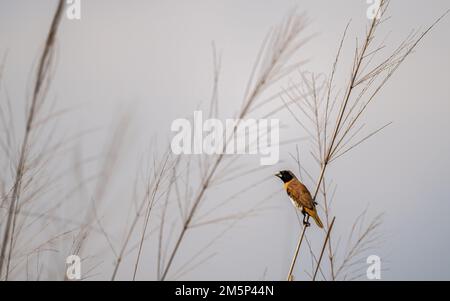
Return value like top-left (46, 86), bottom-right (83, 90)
top-left (275, 170), bottom-right (323, 228)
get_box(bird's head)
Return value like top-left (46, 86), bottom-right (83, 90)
top-left (275, 170), bottom-right (296, 183)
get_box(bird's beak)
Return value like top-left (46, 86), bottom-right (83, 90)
top-left (274, 172), bottom-right (282, 178)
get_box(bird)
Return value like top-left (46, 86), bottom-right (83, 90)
top-left (275, 170), bottom-right (323, 228)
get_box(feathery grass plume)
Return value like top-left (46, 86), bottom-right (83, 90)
top-left (66, 110), bottom-right (133, 279)
top-left (335, 211), bottom-right (384, 280)
top-left (109, 148), bottom-right (177, 280)
top-left (0, 0), bottom-right (65, 280)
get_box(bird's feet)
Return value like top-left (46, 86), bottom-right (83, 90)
top-left (303, 221), bottom-right (311, 227)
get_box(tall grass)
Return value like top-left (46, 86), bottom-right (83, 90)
top-left (0, 0), bottom-right (65, 280)
top-left (0, 0), bottom-right (447, 281)
top-left (158, 12), bottom-right (312, 281)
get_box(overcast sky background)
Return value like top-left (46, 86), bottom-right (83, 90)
top-left (0, 0), bottom-right (449, 280)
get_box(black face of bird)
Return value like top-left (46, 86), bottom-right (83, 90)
top-left (275, 170), bottom-right (295, 183)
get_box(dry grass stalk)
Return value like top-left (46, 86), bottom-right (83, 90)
top-left (335, 212), bottom-right (384, 280)
top-left (70, 112), bottom-right (133, 270)
top-left (110, 149), bottom-right (177, 280)
top-left (313, 216), bottom-right (335, 281)
top-left (286, 223), bottom-right (307, 281)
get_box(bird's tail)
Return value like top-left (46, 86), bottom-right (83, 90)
top-left (311, 210), bottom-right (323, 228)
top-left (304, 207), bottom-right (324, 228)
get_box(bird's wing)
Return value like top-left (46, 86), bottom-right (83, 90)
top-left (287, 180), bottom-right (315, 210)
